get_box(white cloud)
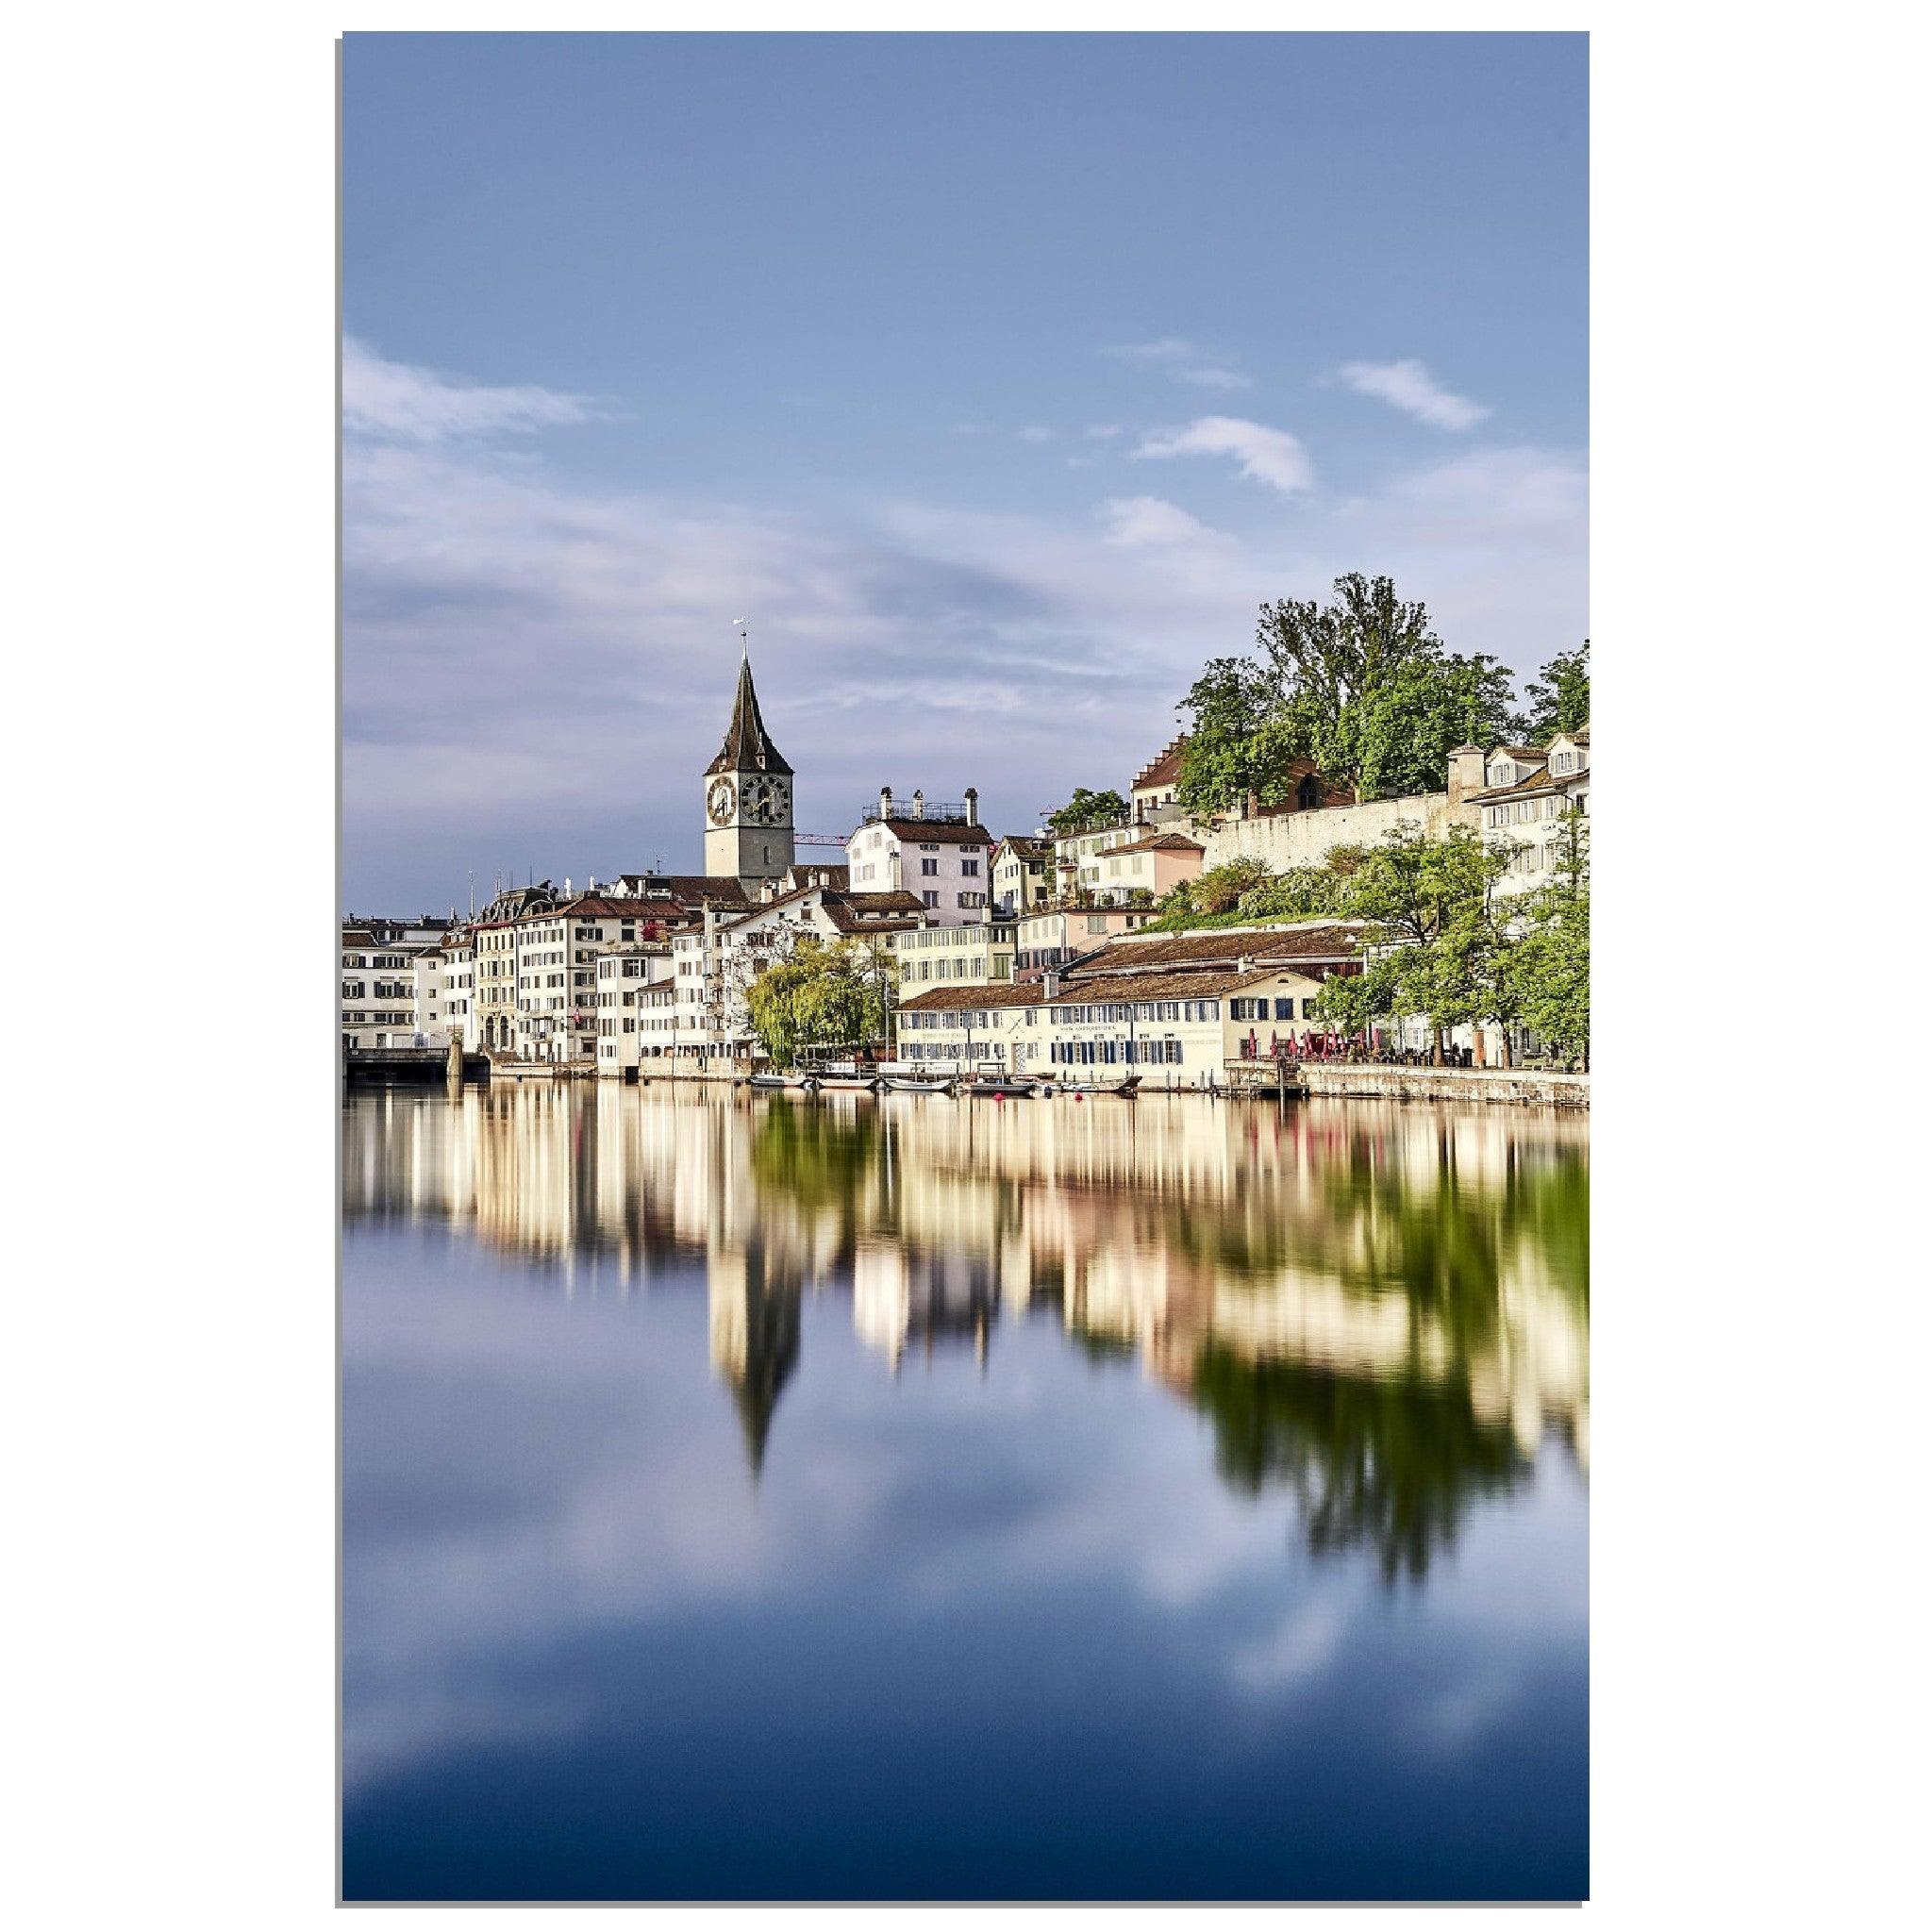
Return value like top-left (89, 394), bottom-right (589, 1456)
top-left (1377, 444), bottom-right (1586, 536)
top-left (1100, 495), bottom-right (1228, 549)
top-left (1338, 357), bottom-right (1490, 431)
top-left (342, 335), bottom-right (598, 442)
top-left (1105, 337), bottom-right (1253, 391)
top-left (1133, 415), bottom-right (1315, 493)
top-left (1018, 425), bottom-right (1055, 443)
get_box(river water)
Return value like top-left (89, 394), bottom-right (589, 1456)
top-left (341, 1081), bottom-right (1588, 1901)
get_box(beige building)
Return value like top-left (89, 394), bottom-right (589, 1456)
top-left (895, 920), bottom-right (1367, 1082)
top-left (891, 919), bottom-right (1016, 991)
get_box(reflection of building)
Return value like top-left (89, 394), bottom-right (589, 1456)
top-left (343, 1083), bottom-right (1590, 1507)
top-left (707, 1239), bottom-right (801, 1477)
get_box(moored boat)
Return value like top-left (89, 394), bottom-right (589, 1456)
top-left (746, 1072), bottom-right (819, 1091)
top-left (882, 1075), bottom-right (957, 1094)
top-left (1055, 1074), bottom-right (1141, 1096)
top-left (967, 1075), bottom-right (1037, 1098)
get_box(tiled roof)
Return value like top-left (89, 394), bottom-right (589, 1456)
top-left (1106, 832), bottom-right (1205, 857)
top-left (1066, 924), bottom-right (1366, 975)
top-left (1470, 764), bottom-right (1564, 804)
top-left (867, 818), bottom-right (992, 846)
top-left (821, 890), bottom-right (928, 934)
top-left (1049, 965), bottom-right (1320, 1004)
top-left (1132, 736), bottom-right (1190, 791)
top-left (608, 874), bottom-right (753, 906)
top-left (996, 835), bottom-right (1052, 858)
top-left (704, 656), bottom-right (793, 777)
top-left (897, 982), bottom-right (1046, 1013)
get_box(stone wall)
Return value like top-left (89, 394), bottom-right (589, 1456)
top-left (1297, 1063), bottom-right (1589, 1109)
top-left (1200, 789), bottom-right (1477, 872)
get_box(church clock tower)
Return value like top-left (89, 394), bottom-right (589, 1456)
top-left (703, 654), bottom-right (795, 888)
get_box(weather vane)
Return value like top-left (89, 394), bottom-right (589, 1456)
top-left (734, 616), bottom-right (749, 653)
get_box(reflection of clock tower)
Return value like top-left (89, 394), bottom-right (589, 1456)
top-left (703, 653), bottom-right (795, 889)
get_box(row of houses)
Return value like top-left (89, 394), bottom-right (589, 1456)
top-left (342, 652), bottom-right (1589, 1069)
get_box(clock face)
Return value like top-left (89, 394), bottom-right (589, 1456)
top-left (707, 778), bottom-right (736, 825)
top-left (741, 776), bottom-right (790, 825)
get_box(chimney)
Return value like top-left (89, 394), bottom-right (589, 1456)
top-left (963, 786), bottom-right (978, 826)
top-left (564, 876), bottom-right (573, 895)
top-left (912, 788), bottom-right (925, 821)
top-left (588, 874), bottom-right (597, 892)
top-left (1447, 742), bottom-right (1487, 808)
top-left (1237, 954), bottom-right (1257, 975)
top-left (879, 784), bottom-right (893, 822)
top-left (1043, 969), bottom-right (1061, 1001)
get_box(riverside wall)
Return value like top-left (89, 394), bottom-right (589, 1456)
top-left (1296, 1063), bottom-right (1589, 1109)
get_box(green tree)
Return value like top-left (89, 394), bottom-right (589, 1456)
top-left (1191, 856), bottom-right (1275, 915)
top-left (1523, 640), bottom-right (1591, 740)
top-left (743, 938), bottom-right (891, 1069)
top-left (1512, 809), bottom-right (1591, 1067)
top-left (1175, 574), bottom-right (1522, 813)
top-left (1046, 786), bottom-right (1129, 834)
top-left (1329, 822), bottom-right (1512, 1062)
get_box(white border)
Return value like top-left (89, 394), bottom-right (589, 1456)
top-left (9, 8), bottom-right (1922, 1926)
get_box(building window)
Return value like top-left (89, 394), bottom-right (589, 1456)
top-left (923, 891), bottom-right (939, 908)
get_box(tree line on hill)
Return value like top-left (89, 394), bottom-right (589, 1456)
top-left (1048, 575), bottom-right (1588, 830)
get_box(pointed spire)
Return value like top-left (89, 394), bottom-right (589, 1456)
top-left (705, 653), bottom-right (793, 777)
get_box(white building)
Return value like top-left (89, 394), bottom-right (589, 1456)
top-left (846, 787), bottom-right (994, 925)
top-left (1472, 729), bottom-right (1591, 898)
top-left (668, 882), bottom-right (926, 1065)
top-left (991, 835), bottom-right (1053, 915)
top-left (341, 928), bottom-right (424, 1049)
top-left (593, 943), bottom-right (675, 1077)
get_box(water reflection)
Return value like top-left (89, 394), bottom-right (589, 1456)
top-left (343, 1083), bottom-right (1586, 1584)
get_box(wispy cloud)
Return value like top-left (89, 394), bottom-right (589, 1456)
top-left (1134, 415), bottom-right (1315, 493)
top-left (1105, 337), bottom-right (1253, 391)
top-left (341, 341), bottom-right (1582, 908)
top-left (1338, 357), bottom-right (1490, 431)
top-left (1100, 495), bottom-right (1229, 549)
top-left (342, 336), bottom-right (599, 443)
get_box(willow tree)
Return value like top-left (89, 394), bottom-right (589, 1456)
top-left (743, 939), bottom-right (891, 1069)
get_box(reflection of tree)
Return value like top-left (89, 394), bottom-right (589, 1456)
top-left (1190, 1342), bottom-right (1528, 1586)
top-left (748, 1100), bottom-right (885, 1224)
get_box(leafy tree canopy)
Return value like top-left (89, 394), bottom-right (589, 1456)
top-left (1046, 786), bottom-right (1130, 835)
top-left (1523, 640), bottom-right (1591, 741)
top-left (743, 938), bottom-right (891, 1070)
top-left (1175, 573), bottom-right (1523, 814)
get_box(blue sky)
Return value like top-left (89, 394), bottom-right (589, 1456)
top-left (342, 31), bottom-right (1586, 913)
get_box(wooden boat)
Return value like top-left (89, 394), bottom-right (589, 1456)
top-left (967, 1075), bottom-right (1037, 1098)
top-left (746, 1072), bottom-right (818, 1091)
top-left (882, 1075), bottom-right (957, 1094)
top-left (813, 1074), bottom-right (881, 1091)
top-left (1056, 1074), bottom-right (1141, 1096)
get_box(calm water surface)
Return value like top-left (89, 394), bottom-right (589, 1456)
top-left (342, 1083), bottom-right (1587, 1901)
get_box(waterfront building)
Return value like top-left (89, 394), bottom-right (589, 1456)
top-left (702, 654), bottom-right (796, 892)
top-left (340, 925), bottom-right (423, 1049)
top-left (894, 920), bottom-right (1368, 1080)
top-left (668, 880), bottom-right (926, 1064)
top-left (846, 786), bottom-right (993, 924)
top-left (592, 942), bottom-right (675, 1076)
top-left (991, 835), bottom-right (1053, 915)
top-left (507, 894), bottom-right (683, 1063)
top-left (410, 946), bottom-right (453, 1047)
top-left (891, 919), bottom-right (1016, 991)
